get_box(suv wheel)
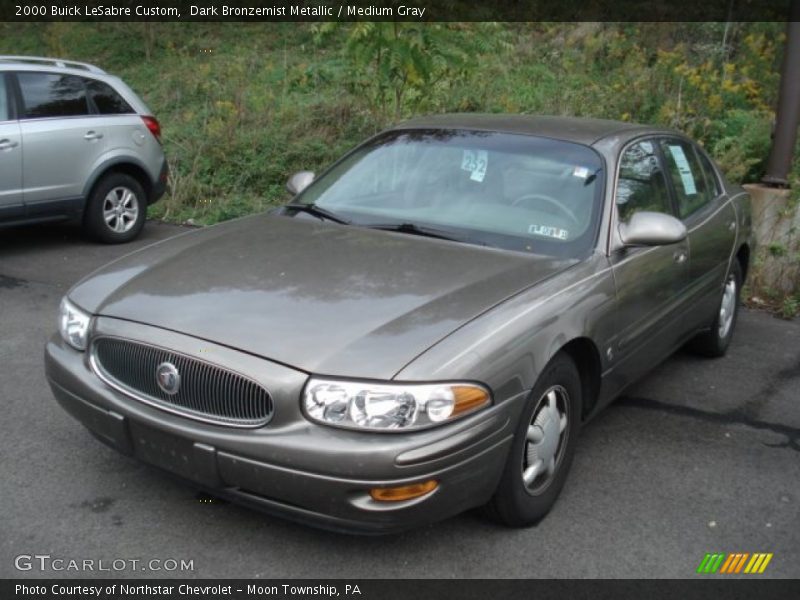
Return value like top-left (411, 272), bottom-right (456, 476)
top-left (487, 352), bottom-right (582, 527)
top-left (84, 173), bottom-right (146, 243)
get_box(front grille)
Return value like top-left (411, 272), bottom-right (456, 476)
top-left (91, 337), bottom-right (273, 427)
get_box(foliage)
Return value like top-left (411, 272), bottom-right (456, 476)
top-left (1, 22), bottom-right (798, 315)
top-left (313, 22), bottom-right (508, 120)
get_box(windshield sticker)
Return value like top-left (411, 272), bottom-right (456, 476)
top-left (529, 224), bottom-right (569, 240)
top-left (572, 166), bottom-right (590, 179)
top-left (667, 145), bottom-right (698, 195)
top-left (461, 149), bottom-right (488, 183)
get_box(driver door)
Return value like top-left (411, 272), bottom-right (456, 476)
top-left (609, 138), bottom-right (689, 388)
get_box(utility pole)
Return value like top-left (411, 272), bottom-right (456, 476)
top-left (762, 0), bottom-right (800, 187)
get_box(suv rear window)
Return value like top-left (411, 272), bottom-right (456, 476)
top-left (17, 72), bottom-right (89, 119)
top-left (86, 78), bottom-right (133, 114)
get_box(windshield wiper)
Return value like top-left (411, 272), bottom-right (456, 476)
top-left (285, 203), bottom-right (350, 225)
top-left (364, 222), bottom-right (467, 243)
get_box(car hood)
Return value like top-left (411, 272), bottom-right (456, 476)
top-left (70, 214), bottom-right (577, 379)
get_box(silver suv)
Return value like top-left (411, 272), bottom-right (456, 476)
top-left (0, 56), bottom-right (167, 243)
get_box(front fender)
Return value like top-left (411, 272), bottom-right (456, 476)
top-left (393, 254), bottom-right (616, 408)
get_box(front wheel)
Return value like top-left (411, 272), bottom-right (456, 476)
top-left (688, 261), bottom-right (742, 357)
top-left (487, 352), bottom-right (582, 527)
top-left (83, 173), bottom-right (147, 243)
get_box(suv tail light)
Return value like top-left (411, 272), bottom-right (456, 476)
top-left (141, 116), bottom-right (162, 143)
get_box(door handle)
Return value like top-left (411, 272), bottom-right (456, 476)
top-left (84, 131), bottom-right (104, 141)
top-left (0, 139), bottom-right (19, 150)
top-left (673, 250), bottom-right (688, 264)
top-left (728, 221), bottom-right (736, 232)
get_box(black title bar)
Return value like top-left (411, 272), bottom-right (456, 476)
top-left (0, 0), bottom-right (793, 22)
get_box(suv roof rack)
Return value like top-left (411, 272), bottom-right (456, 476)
top-left (0, 55), bottom-right (106, 74)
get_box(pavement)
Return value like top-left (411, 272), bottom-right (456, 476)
top-left (0, 220), bottom-right (798, 579)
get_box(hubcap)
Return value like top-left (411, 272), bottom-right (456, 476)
top-left (102, 187), bottom-right (139, 233)
top-left (718, 275), bottom-right (737, 339)
top-left (522, 385), bottom-right (569, 494)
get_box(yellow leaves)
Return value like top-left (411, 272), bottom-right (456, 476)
top-left (214, 100), bottom-right (236, 114)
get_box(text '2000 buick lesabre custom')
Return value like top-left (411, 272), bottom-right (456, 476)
top-left (45, 114), bottom-right (751, 533)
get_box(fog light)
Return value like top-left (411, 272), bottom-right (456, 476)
top-left (369, 480), bottom-right (438, 502)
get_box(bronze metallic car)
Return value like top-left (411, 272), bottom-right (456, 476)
top-left (45, 115), bottom-right (751, 532)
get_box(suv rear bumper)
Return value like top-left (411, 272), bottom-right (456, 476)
top-left (149, 159), bottom-right (168, 204)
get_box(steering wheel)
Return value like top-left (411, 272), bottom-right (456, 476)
top-left (511, 193), bottom-right (579, 225)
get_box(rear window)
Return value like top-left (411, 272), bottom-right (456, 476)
top-left (17, 72), bottom-right (89, 119)
top-left (86, 78), bottom-right (133, 114)
top-left (659, 139), bottom-right (713, 218)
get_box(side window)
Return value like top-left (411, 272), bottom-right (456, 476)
top-left (85, 78), bottom-right (133, 114)
top-left (616, 140), bottom-right (671, 222)
top-left (659, 139), bottom-right (712, 218)
top-left (17, 72), bottom-right (89, 119)
top-left (0, 75), bottom-right (8, 121)
top-left (697, 150), bottom-right (721, 197)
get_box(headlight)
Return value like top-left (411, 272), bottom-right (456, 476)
top-left (303, 378), bottom-right (491, 431)
top-left (58, 297), bottom-right (91, 351)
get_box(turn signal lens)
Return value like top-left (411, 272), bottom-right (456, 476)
top-left (452, 385), bottom-right (491, 416)
top-left (370, 480), bottom-right (438, 502)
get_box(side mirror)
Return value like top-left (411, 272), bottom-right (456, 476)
top-left (286, 171), bottom-right (315, 196)
top-left (619, 211), bottom-right (687, 246)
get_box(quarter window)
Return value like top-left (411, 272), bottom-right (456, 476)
top-left (616, 140), bottom-right (671, 222)
top-left (17, 72), bottom-right (89, 119)
top-left (659, 139), bottom-right (712, 218)
top-left (86, 78), bottom-right (133, 114)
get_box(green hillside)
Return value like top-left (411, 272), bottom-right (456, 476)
top-left (0, 21), bottom-right (792, 225)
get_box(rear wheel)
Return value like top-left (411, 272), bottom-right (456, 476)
top-left (487, 352), bottom-right (582, 526)
top-left (83, 173), bottom-right (146, 243)
top-left (688, 261), bottom-right (742, 357)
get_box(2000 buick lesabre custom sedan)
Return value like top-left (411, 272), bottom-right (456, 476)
top-left (46, 115), bottom-right (751, 533)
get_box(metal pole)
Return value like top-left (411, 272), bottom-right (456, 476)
top-left (762, 0), bottom-right (800, 187)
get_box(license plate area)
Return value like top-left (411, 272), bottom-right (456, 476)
top-left (129, 421), bottom-right (221, 487)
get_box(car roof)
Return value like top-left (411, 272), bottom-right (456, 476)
top-left (0, 55), bottom-right (108, 74)
top-left (393, 113), bottom-right (675, 146)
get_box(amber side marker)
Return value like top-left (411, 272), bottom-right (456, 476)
top-left (451, 386), bottom-right (490, 416)
top-left (370, 480), bottom-right (439, 502)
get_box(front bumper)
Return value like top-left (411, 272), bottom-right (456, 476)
top-left (44, 323), bottom-right (521, 534)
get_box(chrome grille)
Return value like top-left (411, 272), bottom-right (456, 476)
top-left (91, 337), bottom-right (273, 427)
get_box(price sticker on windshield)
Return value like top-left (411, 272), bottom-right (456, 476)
top-left (461, 150), bottom-right (488, 182)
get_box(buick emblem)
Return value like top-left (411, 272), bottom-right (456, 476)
top-left (156, 362), bottom-right (180, 395)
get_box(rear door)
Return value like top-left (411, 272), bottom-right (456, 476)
top-left (15, 71), bottom-right (107, 211)
top-left (658, 138), bottom-right (736, 330)
top-left (609, 138), bottom-right (690, 386)
top-left (0, 72), bottom-right (23, 216)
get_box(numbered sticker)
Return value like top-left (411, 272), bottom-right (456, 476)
top-left (667, 145), bottom-right (697, 195)
top-left (461, 150), bottom-right (488, 183)
top-left (528, 224), bottom-right (569, 240)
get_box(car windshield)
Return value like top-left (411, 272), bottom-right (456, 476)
top-left (292, 129), bottom-right (605, 258)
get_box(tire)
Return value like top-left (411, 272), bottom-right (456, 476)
top-left (688, 260), bottom-right (742, 358)
top-left (83, 173), bottom-right (147, 243)
top-left (487, 352), bottom-right (582, 527)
